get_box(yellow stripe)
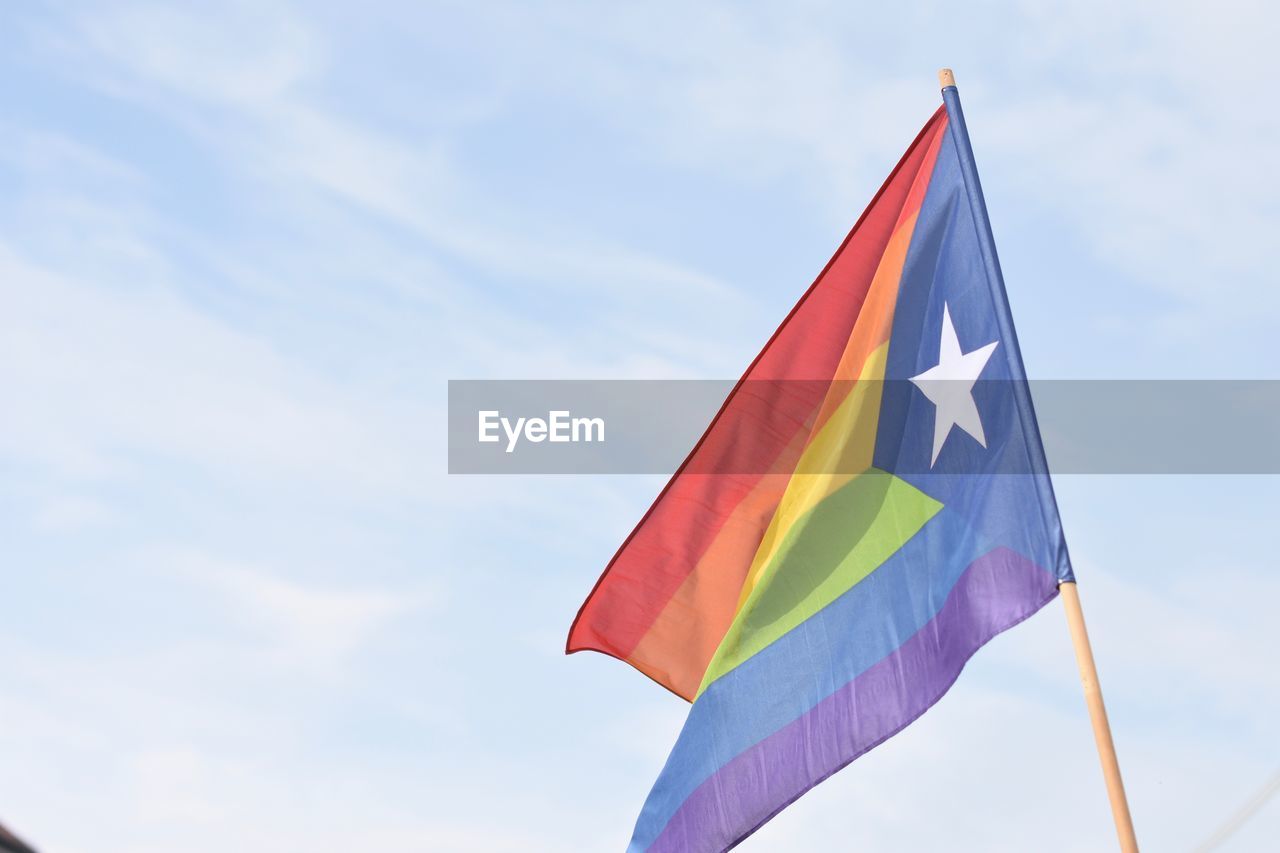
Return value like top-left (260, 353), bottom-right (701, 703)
top-left (728, 203), bottom-right (922, 613)
top-left (731, 342), bottom-right (888, 609)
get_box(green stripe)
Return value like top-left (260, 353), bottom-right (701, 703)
top-left (697, 469), bottom-right (941, 695)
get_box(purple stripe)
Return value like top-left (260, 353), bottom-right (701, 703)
top-left (648, 547), bottom-right (1056, 853)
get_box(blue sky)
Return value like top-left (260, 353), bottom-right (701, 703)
top-left (1, 2), bottom-right (1277, 851)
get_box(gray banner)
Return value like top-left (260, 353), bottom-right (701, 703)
top-left (448, 380), bottom-right (1280, 474)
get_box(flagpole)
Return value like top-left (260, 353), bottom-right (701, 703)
top-left (934, 67), bottom-right (1139, 852)
top-left (1059, 580), bottom-right (1139, 852)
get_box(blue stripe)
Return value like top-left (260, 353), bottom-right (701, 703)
top-left (631, 502), bottom-right (1033, 847)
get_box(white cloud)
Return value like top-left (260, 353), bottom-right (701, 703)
top-left (47, 1), bottom-right (752, 361)
top-left (66, 0), bottom-right (321, 107)
top-left (163, 547), bottom-right (420, 667)
top-left (0, 242), bottom-right (434, 493)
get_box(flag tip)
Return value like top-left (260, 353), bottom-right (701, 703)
top-left (938, 68), bottom-right (956, 89)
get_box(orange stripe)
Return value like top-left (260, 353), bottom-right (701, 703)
top-left (624, 470), bottom-right (798, 699)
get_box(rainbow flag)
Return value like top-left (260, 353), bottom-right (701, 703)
top-left (568, 83), bottom-right (1073, 851)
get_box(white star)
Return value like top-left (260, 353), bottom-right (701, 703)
top-left (909, 303), bottom-right (999, 467)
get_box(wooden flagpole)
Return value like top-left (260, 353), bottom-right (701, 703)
top-left (935, 68), bottom-right (1139, 851)
top-left (1060, 581), bottom-right (1139, 852)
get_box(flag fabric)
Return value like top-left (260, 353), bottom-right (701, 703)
top-left (568, 85), bottom-right (1073, 852)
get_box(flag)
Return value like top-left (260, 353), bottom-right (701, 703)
top-left (568, 84), bottom-right (1073, 852)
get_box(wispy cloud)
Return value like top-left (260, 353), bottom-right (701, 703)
top-left (162, 547), bottom-right (421, 667)
top-left (0, 243), bottom-right (430, 492)
top-left (42, 1), bottom-right (755, 376)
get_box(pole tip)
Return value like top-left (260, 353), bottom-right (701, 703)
top-left (938, 68), bottom-right (956, 89)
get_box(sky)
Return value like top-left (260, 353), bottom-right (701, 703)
top-left (0, 1), bottom-right (1277, 851)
